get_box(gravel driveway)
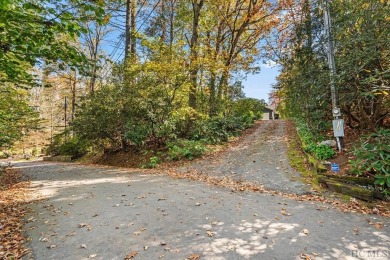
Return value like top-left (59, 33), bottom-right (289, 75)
top-left (178, 120), bottom-right (310, 194)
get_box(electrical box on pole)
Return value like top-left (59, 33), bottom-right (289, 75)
top-left (332, 119), bottom-right (344, 137)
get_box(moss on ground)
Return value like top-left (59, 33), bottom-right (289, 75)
top-left (286, 121), bottom-right (322, 191)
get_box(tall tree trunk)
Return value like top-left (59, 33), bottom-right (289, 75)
top-left (125, 0), bottom-right (137, 61)
top-left (130, 0), bottom-right (136, 59)
top-left (125, 0), bottom-right (131, 60)
top-left (71, 71), bottom-right (77, 122)
top-left (169, 0), bottom-right (176, 49)
top-left (188, 0), bottom-right (204, 109)
top-left (217, 68), bottom-right (229, 109)
top-left (209, 72), bottom-right (217, 116)
top-left (160, 0), bottom-right (166, 43)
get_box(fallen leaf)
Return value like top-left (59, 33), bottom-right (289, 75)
top-left (227, 243), bottom-right (235, 250)
top-left (80, 244), bottom-right (87, 249)
top-left (39, 237), bottom-right (48, 242)
top-left (374, 222), bottom-right (383, 229)
top-left (281, 209), bottom-right (292, 216)
top-left (47, 244), bottom-right (57, 249)
top-left (78, 223), bottom-right (88, 228)
top-left (300, 253), bottom-right (312, 260)
top-left (206, 230), bottom-right (214, 237)
top-left (125, 251), bottom-right (138, 259)
top-left (187, 253), bottom-right (201, 260)
top-left (300, 229), bottom-right (310, 235)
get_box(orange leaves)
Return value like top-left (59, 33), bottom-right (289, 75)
top-left (125, 251), bottom-right (138, 259)
top-left (0, 168), bottom-right (30, 259)
top-left (187, 253), bottom-right (201, 260)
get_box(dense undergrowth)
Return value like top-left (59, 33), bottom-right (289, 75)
top-left (350, 129), bottom-right (390, 190)
top-left (47, 97), bottom-right (265, 168)
top-left (295, 120), bottom-right (335, 161)
top-left (294, 119), bottom-right (390, 192)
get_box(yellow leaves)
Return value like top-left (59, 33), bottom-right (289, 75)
top-left (354, 17), bottom-right (363, 31)
top-left (103, 14), bottom-right (111, 25)
top-left (361, 3), bottom-right (370, 9)
top-left (374, 91), bottom-right (389, 96)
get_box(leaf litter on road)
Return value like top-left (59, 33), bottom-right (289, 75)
top-left (0, 168), bottom-right (31, 259)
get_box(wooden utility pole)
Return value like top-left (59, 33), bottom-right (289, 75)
top-left (64, 96), bottom-right (68, 141)
top-left (188, 0), bottom-right (204, 109)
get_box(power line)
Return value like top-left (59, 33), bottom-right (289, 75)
top-left (115, 0), bottom-right (162, 62)
top-left (100, 0), bottom-right (152, 80)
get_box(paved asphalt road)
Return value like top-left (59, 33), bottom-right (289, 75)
top-left (18, 161), bottom-right (389, 260)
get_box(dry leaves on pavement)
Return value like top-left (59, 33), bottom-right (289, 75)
top-left (0, 168), bottom-right (31, 259)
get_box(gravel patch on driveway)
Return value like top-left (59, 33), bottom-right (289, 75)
top-left (178, 120), bottom-right (310, 195)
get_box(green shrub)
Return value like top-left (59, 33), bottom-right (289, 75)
top-left (31, 147), bottom-right (39, 157)
top-left (0, 151), bottom-right (11, 159)
top-left (350, 129), bottom-right (390, 189)
top-left (47, 133), bottom-right (89, 158)
top-left (192, 116), bottom-right (248, 144)
top-left (167, 139), bottom-right (206, 160)
top-left (142, 156), bottom-right (160, 168)
top-left (231, 98), bottom-right (266, 120)
top-left (296, 120), bottom-right (335, 161)
top-left (305, 144), bottom-right (335, 160)
top-left (125, 122), bottom-right (151, 146)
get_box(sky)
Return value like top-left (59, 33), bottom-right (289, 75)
top-left (241, 63), bottom-right (280, 103)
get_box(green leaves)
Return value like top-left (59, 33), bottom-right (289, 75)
top-left (0, 0), bottom-right (106, 86)
top-left (167, 139), bottom-right (206, 161)
top-left (295, 120), bottom-right (335, 161)
top-left (351, 129), bottom-right (390, 189)
top-left (0, 85), bottom-right (38, 147)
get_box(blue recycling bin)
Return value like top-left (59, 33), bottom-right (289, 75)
top-left (331, 163), bottom-right (339, 173)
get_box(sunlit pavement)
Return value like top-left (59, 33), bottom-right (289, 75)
top-left (18, 161), bottom-right (390, 260)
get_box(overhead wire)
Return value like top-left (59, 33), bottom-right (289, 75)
top-left (99, 0), bottom-right (152, 80)
top-left (114, 0), bottom-right (162, 62)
